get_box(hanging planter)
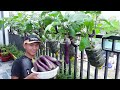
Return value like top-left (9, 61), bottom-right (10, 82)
top-left (60, 38), bottom-right (76, 64)
top-left (46, 40), bottom-right (59, 54)
top-left (61, 43), bottom-right (75, 60)
top-left (39, 42), bottom-right (45, 50)
top-left (85, 46), bottom-right (105, 67)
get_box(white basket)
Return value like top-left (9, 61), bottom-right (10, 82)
top-left (31, 66), bottom-right (59, 79)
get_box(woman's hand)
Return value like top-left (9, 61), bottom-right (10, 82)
top-left (24, 73), bottom-right (39, 79)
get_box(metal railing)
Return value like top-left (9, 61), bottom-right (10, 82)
top-left (9, 33), bottom-right (120, 79)
top-left (36, 35), bottom-right (120, 79)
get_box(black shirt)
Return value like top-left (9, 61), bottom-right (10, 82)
top-left (11, 55), bottom-right (33, 79)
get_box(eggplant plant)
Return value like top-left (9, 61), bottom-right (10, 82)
top-left (0, 11), bottom-right (115, 66)
top-left (42, 11), bottom-right (107, 64)
top-left (82, 11), bottom-right (115, 67)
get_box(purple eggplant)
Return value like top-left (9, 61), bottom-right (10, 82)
top-left (64, 39), bottom-right (70, 64)
top-left (45, 55), bottom-right (57, 62)
top-left (47, 60), bottom-right (57, 69)
top-left (45, 55), bottom-right (61, 66)
top-left (33, 62), bottom-right (38, 72)
top-left (39, 56), bottom-right (53, 69)
top-left (36, 60), bottom-right (47, 72)
top-left (37, 59), bottom-right (51, 71)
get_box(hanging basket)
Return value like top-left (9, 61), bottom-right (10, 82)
top-left (85, 47), bottom-right (105, 67)
top-left (61, 43), bottom-right (75, 57)
top-left (46, 40), bottom-right (59, 54)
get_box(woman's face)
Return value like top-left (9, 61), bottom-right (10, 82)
top-left (23, 42), bottom-right (40, 56)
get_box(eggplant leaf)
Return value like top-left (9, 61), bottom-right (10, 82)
top-left (79, 37), bottom-right (90, 51)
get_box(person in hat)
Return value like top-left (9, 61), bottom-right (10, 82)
top-left (11, 35), bottom-right (40, 79)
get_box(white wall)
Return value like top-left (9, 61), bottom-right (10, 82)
top-left (0, 11), bottom-right (4, 45)
top-left (0, 11), bottom-right (9, 45)
top-left (101, 11), bottom-right (120, 20)
top-left (4, 11), bottom-right (9, 45)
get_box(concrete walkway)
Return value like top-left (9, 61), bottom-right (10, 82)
top-left (77, 53), bottom-right (120, 79)
top-left (0, 59), bottom-right (14, 79)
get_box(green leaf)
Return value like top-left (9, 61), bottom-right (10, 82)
top-left (71, 23), bottom-right (83, 33)
top-left (40, 11), bottom-right (50, 17)
top-left (43, 16), bottom-right (53, 26)
top-left (95, 29), bottom-right (100, 34)
top-left (44, 24), bottom-right (53, 34)
top-left (68, 12), bottom-right (87, 23)
top-left (79, 37), bottom-right (90, 51)
top-left (51, 21), bottom-right (61, 26)
top-left (13, 16), bottom-right (19, 19)
top-left (0, 19), bottom-right (4, 30)
top-left (101, 19), bottom-right (114, 28)
top-left (44, 24), bottom-right (56, 40)
top-left (25, 23), bottom-right (33, 31)
top-left (17, 12), bottom-right (23, 17)
top-left (69, 27), bottom-right (76, 37)
top-left (48, 11), bottom-right (60, 17)
top-left (41, 35), bottom-right (47, 42)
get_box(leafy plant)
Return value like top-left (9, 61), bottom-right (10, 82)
top-left (5, 44), bottom-right (24, 58)
top-left (100, 18), bottom-right (120, 37)
top-left (1, 48), bottom-right (9, 57)
top-left (0, 11), bottom-right (114, 52)
top-left (1, 44), bottom-right (24, 59)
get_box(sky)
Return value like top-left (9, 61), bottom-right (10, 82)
top-left (3, 11), bottom-right (120, 21)
top-left (101, 11), bottom-right (120, 20)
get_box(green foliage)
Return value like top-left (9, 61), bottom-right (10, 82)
top-left (0, 11), bottom-right (115, 51)
top-left (6, 44), bottom-right (24, 58)
top-left (1, 44), bottom-right (24, 59)
top-left (1, 48), bottom-right (9, 57)
top-left (79, 36), bottom-right (90, 51)
top-left (56, 60), bottom-right (78, 79)
top-left (101, 19), bottom-right (120, 36)
top-left (56, 72), bottom-right (74, 79)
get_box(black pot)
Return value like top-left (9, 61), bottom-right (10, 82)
top-left (46, 41), bottom-right (59, 53)
top-left (39, 42), bottom-right (45, 50)
top-left (85, 47), bottom-right (105, 67)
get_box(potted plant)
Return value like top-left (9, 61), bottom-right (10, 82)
top-left (0, 47), bottom-right (14, 62)
top-left (81, 11), bottom-right (114, 67)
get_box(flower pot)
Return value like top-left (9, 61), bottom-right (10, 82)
top-left (85, 47), bottom-right (105, 67)
top-left (0, 53), bottom-right (14, 62)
